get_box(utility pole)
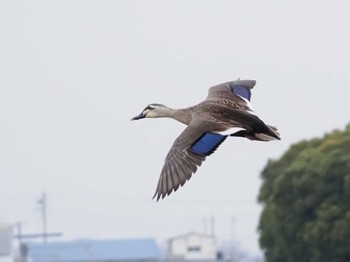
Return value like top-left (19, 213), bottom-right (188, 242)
top-left (203, 217), bottom-right (208, 235)
top-left (13, 194), bottom-right (63, 261)
top-left (13, 221), bottom-right (63, 262)
top-left (37, 193), bottom-right (47, 243)
top-left (210, 215), bottom-right (215, 237)
top-left (16, 222), bottom-right (22, 244)
top-left (231, 216), bottom-right (235, 243)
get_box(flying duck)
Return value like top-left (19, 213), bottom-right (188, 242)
top-left (132, 80), bottom-right (280, 200)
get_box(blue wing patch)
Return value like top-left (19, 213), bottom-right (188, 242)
top-left (229, 84), bottom-right (251, 101)
top-left (191, 133), bottom-right (227, 156)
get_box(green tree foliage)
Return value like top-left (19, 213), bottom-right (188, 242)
top-left (258, 124), bottom-right (350, 262)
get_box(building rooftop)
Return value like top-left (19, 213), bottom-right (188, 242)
top-left (27, 238), bottom-right (159, 262)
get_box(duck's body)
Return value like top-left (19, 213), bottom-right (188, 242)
top-left (132, 80), bottom-right (280, 200)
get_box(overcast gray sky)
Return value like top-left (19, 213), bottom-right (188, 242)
top-left (1, 0), bottom-right (350, 256)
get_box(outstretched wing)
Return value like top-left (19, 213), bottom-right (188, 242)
top-left (153, 120), bottom-right (227, 200)
top-left (207, 79), bottom-right (256, 102)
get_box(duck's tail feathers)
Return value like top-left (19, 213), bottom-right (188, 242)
top-left (255, 125), bottom-right (280, 141)
top-left (230, 125), bottom-right (280, 141)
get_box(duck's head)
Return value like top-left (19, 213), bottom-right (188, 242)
top-left (131, 103), bottom-right (170, 120)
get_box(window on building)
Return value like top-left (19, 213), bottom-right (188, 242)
top-left (187, 246), bottom-right (201, 252)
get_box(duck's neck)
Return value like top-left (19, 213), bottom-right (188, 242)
top-left (154, 106), bottom-right (176, 118)
top-left (154, 106), bottom-right (193, 125)
top-left (173, 107), bottom-right (193, 125)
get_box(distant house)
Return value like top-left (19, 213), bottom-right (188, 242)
top-left (26, 238), bottom-right (160, 262)
top-left (168, 232), bottom-right (217, 260)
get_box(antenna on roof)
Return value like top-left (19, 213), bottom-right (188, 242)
top-left (37, 193), bottom-right (47, 243)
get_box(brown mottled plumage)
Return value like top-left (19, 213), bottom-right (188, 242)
top-left (132, 80), bottom-right (280, 200)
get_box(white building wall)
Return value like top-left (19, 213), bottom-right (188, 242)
top-left (0, 224), bottom-right (13, 262)
top-left (169, 232), bottom-right (216, 260)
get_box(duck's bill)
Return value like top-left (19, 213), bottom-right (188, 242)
top-left (131, 113), bottom-right (145, 121)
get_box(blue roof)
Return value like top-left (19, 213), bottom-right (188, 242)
top-left (27, 238), bottom-right (159, 262)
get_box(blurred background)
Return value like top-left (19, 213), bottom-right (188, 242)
top-left (1, 1), bottom-right (350, 261)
